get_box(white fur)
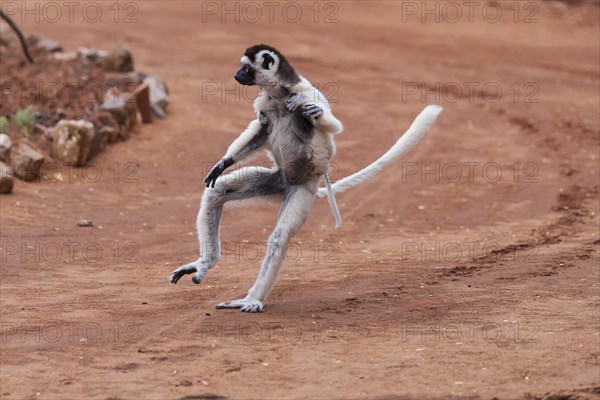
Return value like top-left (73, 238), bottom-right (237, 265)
top-left (255, 50), bottom-right (280, 70)
top-left (246, 182), bottom-right (316, 301)
top-left (317, 105), bottom-right (443, 198)
top-left (224, 119), bottom-right (263, 162)
top-left (292, 77), bottom-right (344, 135)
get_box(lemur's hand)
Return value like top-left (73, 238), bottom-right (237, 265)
top-left (204, 157), bottom-right (234, 188)
top-left (258, 110), bottom-right (269, 126)
top-left (286, 93), bottom-right (304, 112)
top-left (302, 103), bottom-right (324, 123)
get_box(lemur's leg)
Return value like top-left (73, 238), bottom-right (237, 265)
top-left (216, 178), bottom-right (318, 312)
top-left (170, 167), bottom-right (285, 284)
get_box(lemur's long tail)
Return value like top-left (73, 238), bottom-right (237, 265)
top-left (317, 105), bottom-right (443, 198)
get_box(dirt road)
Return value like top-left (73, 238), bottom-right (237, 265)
top-left (1, 1), bottom-right (599, 399)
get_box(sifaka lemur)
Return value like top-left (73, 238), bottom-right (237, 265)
top-left (170, 44), bottom-right (443, 312)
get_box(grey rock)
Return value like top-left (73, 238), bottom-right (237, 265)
top-left (101, 89), bottom-right (139, 139)
top-left (143, 76), bottom-right (169, 118)
top-left (135, 82), bottom-right (152, 123)
top-left (102, 44), bottom-right (134, 73)
top-left (13, 142), bottom-right (44, 182)
top-left (0, 134), bottom-right (11, 162)
top-left (0, 161), bottom-right (14, 194)
top-left (52, 120), bottom-right (96, 166)
top-left (37, 39), bottom-right (62, 53)
top-left (77, 218), bottom-right (94, 227)
top-left (0, 23), bottom-right (17, 47)
top-left (77, 47), bottom-right (107, 62)
top-left (91, 111), bottom-right (120, 143)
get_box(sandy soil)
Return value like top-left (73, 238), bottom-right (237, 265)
top-left (1, 1), bottom-right (599, 399)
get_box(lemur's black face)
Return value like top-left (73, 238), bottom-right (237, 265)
top-left (234, 63), bottom-right (255, 86)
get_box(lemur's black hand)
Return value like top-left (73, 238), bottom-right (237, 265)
top-left (204, 157), bottom-right (234, 188)
top-left (302, 104), bottom-right (323, 121)
top-left (286, 93), bottom-right (303, 112)
top-left (259, 110), bottom-right (269, 126)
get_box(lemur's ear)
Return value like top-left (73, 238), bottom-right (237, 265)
top-left (262, 53), bottom-right (275, 70)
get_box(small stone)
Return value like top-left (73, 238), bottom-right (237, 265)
top-left (52, 52), bottom-right (77, 61)
top-left (101, 89), bottom-right (139, 140)
top-left (77, 219), bottom-right (94, 227)
top-left (103, 72), bottom-right (144, 91)
top-left (134, 83), bottom-right (152, 123)
top-left (0, 134), bottom-right (11, 162)
top-left (87, 130), bottom-right (108, 164)
top-left (179, 380), bottom-right (192, 387)
top-left (90, 111), bottom-right (120, 143)
top-left (102, 44), bottom-right (134, 73)
top-left (143, 76), bottom-right (169, 118)
top-left (26, 34), bottom-right (40, 46)
top-left (77, 47), bottom-right (107, 62)
top-left (0, 24), bottom-right (18, 47)
top-left (12, 143), bottom-right (44, 182)
top-left (52, 120), bottom-right (97, 166)
top-left (37, 39), bottom-right (62, 53)
top-left (0, 162), bottom-right (14, 194)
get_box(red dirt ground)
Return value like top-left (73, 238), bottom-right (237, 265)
top-left (1, 1), bottom-right (599, 399)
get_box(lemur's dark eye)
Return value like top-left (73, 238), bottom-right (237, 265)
top-left (262, 54), bottom-right (275, 70)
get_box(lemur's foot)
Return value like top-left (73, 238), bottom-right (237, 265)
top-left (215, 298), bottom-right (264, 313)
top-left (169, 261), bottom-right (209, 284)
top-left (258, 110), bottom-right (269, 126)
top-left (286, 93), bottom-right (303, 112)
top-left (302, 104), bottom-right (323, 121)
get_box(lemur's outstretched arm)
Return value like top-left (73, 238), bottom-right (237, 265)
top-left (204, 113), bottom-right (269, 188)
